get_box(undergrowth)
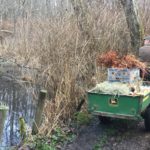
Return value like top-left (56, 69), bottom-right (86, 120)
top-left (21, 127), bottom-right (76, 150)
top-left (93, 119), bottom-right (139, 150)
top-left (74, 112), bottom-right (92, 126)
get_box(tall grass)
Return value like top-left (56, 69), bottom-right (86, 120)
top-left (0, 1), bottom-right (150, 134)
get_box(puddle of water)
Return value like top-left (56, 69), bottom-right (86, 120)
top-left (0, 78), bottom-right (37, 148)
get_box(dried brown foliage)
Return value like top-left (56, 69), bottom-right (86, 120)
top-left (97, 50), bottom-right (146, 72)
top-left (97, 50), bottom-right (119, 67)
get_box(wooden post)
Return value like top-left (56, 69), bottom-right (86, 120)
top-left (32, 90), bottom-right (47, 135)
top-left (0, 102), bottom-right (8, 141)
top-left (0, 110), bottom-right (7, 141)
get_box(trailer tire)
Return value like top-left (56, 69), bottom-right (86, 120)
top-left (144, 107), bottom-right (150, 131)
top-left (99, 116), bottom-right (110, 124)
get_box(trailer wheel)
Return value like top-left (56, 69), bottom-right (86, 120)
top-left (144, 107), bottom-right (150, 131)
top-left (99, 116), bottom-right (110, 124)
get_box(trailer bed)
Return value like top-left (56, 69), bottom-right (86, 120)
top-left (87, 90), bottom-right (150, 120)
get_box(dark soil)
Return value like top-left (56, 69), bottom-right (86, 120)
top-left (63, 117), bottom-right (150, 150)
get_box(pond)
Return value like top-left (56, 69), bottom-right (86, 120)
top-left (0, 77), bottom-right (37, 149)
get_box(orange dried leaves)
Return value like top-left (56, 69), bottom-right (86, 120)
top-left (97, 50), bottom-right (118, 68)
top-left (97, 50), bottom-right (146, 71)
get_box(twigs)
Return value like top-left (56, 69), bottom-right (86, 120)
top-left (97, 50), bottom-right (146, 73)
top-left (97, 50), bottom-right (119, 68)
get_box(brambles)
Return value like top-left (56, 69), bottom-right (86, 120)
top-left (31, 127), bottom-right (76, 150)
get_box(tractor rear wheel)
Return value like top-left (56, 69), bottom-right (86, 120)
top-left (99, 116), bottom-right (110, 124)
top-left (144, 107), bottom-right (150, 131)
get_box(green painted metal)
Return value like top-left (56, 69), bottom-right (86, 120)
top-left (141, 93), bottom-right (150, 111)
top-left (87, 90), bottom-right (150, 120)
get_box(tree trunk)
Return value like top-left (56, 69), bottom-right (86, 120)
top-left (70, 0), bottom-right (91, 40)
top-left (120, 0), bottom-right (143, 56)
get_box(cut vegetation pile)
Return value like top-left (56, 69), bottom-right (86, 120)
top-left (92, 81), bottom-right (130, 95)
top-left (97, 50), bottom-right (146, 74)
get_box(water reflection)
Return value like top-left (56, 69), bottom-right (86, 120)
top-left (0, 78), bottom-right (37, 147)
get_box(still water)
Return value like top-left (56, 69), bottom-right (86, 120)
top-left (0, 77), bottom-right (37, 148)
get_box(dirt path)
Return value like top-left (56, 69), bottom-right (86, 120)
top-left (63, 118), bottom-right (103, 150)
top-left (63, 118), bottom-right (150, 150)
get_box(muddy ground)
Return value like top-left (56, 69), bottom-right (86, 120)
top-left (63, 117), bottom-right (150, 150)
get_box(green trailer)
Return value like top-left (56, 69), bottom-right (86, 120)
top-left (87, 89), bottom-right (150, 131)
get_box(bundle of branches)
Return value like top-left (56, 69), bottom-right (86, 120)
top-left (97, 50), bottom-right (146, 74)
top-left (97, 50), bottom-right (119, 68)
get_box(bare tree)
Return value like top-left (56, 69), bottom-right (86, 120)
top-left (120, 0), bottom-right (143, 55)
top-left (70, 0), bottom-right (92, 40)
